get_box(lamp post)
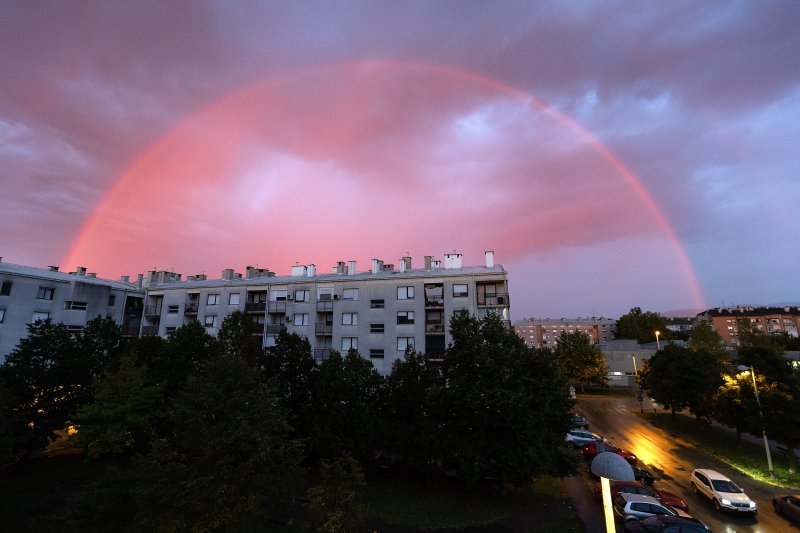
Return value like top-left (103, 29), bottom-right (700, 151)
top-left (655, 330), bottom-right (661, 351)
top-left (738, 365), bottom-right (775, 477)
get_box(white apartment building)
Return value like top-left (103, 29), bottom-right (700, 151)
top-left (0, 260), bottom-right (145, 360)
top-left (513, 317), bottom-right (616, 349)
top-left (139, 252), bottom-right (510, 374)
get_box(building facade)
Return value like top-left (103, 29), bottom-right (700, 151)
top-left (512, 317), bottom-right (616, 349)
top-left (139, 252), bottom-right (509, 374)
top-left (0, 260), bottom-right (145, 359)
top-left (698, 306), bottom-right (800, 346)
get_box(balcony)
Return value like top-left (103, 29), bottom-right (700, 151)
top-left (245, 302), bottom-right (266, 313)
top-left (265, 324), bottom-right (287, 335)
top-left (314, 348), bottom-right (332, 362)
top-left (184, 303), bottom-right (199, 314)
top-left (477, 293), bottom-right (510, 307)
top-left (250, 322), bottom-right (265, 334)
top-left (315, 323), bottom-right (333, 336)
top-left (425, 323), bottom-right (445, 335)
top-left (316, 300), bottom-right (333, 312)
top-left (121, 323), bottom-right (141, 337)
top-left (141, 326), bottom-right (160, 336)
top-left (268, 301), bottom-right (287, 314)
top-left (144, 305), bottom-right (162, 317)
top-left (425, 299), bottom-right (445, 309)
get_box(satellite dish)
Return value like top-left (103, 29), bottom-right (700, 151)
top-left (591, 452), bottom-right (635, 481)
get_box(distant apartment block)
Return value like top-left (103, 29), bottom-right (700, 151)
top-left (513, 317), bottom-right (616, 348)
top-left (698, 306), bottom-right (800, 346)
top-left (0, 260), bottom-right (145, 359)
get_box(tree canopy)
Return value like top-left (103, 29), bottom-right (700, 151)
top-left (616, 307), bottom-right (668, 344)
top-left (553, 331), bottom-right (608, 391)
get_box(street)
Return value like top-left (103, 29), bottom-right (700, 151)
top-left (571, 393), bottom-right (800, 533)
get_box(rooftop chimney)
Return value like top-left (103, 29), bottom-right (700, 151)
top-left (87, 272), bottom-right (97, 278)
top-left (399, 258), bottom-right (407, 272)
top-left (136, 274), bottom-right (144, 288)
top-left (424, 256), bottom-right (432, 270)
top-left (291, 264), bottom-right (307, 277)
top-left (307, 264), bottom-right (316, 277)
top-left (120, 275), bottom-right (130, 283)
top-left (222, 268), bottom-right (234, 280)
top-left (76, 266), bottom-right (87, 276)
top-left (348, 260), bottom-right (356, 275)
top-left (336, 261), bottom-right (346, 275)
top-left (444, 252), bottom-right (462, 269)
top-left (371, 258), bottom-right (383, 274)
top-left (48, 265), bottom-right (59, 272)
top-left (485, 251), bottom-right (494, 269)
top-left (402, 256), bottom-right (412, 270)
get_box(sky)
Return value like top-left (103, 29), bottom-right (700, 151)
top-left (1, 1), bottom-right (798, 320)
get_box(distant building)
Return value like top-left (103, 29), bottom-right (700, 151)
top-left (0, 260), bottom-right (145, 359)
top-left (665, 316), bottom-right (696, 335)
top-left (513, 317), bottom-right (616, 349)
top-left (697, 306), bottom-right (800, 346)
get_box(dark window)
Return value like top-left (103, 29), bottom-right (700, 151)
top-left (108, 294), bottom-right (116, 306)
top-left (168, 305), bottom-right (179, 314)
top-left (37, 287), bottom-right (55, 300)
top-left (64, 301), bottom-right (88, 311)
top-left (453, 284), bottom-right (468, 297)
top-left (370, 299), bottom-right (385, 309)
top-left (1, 281), bottom-right (12, 296)
top-left (370, 323), bottom-right (384, 333)
top-left (397, 311), bottom-right (415, 325)
top-left (369, 349), bottom-right (384, 359)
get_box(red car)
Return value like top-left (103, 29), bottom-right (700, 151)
top-left (594, 480), bottom-right (689, 513)
top-left (582, 440), bottom-right (637, 465)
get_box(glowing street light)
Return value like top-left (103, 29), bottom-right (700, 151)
top-left (655, 330), bottom-right (661, 351)
top-left (737, 365), bottom-right (775, 477)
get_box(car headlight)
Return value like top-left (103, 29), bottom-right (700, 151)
top-left (720, 498), bottom-right (731, 506)
top-left (749, 501), bottom-right (756, 508)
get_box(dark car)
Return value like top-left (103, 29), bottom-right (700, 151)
top-left (773, 494), bottom-right (800, 523)
top-left (583, 440), bottom-right (637, 465)
top-left (594, 480), bottom-right (689, 512)
top-left (623, 514), bottom-right (712, 532)
top-left (571, 413), bottom-right (589, 429)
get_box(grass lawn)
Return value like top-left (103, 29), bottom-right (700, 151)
top-left (640, 411), bottom-right (800, 490)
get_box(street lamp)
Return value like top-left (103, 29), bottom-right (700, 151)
top-left (737, 365), bottom-right (775, 477)
top-left (655, 330), bottom-right (661, 351)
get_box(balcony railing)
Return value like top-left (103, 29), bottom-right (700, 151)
top-left (251, 322), bottom-right (265, 334)
top-left (315, 323), bottom-right (333, 335)
top-left (268, 301), bottom-right (287, 313)
top-left (144, 305), bottom-right (162, 316)
top-left (184, 303), bottom-right (199, 314)
top-left (425, 323), bottom-right (445, 334)
top-left (425, 299), bottom-right (445, 308)
top-left (477, 293), bottom-right (510, 307)
top-left (316, 301), bottom-right (333, 312)
top-left (245, 302), bottom-right (266, 313)
top-left (265, 324), bottom-right (287, 335)
top-left (121, 323), bottom-right (141, 337)
top-left (141, 326), bottom-right (160, 336)
top-left (314, 348), bottom-right (333, 362)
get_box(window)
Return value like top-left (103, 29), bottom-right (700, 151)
top-left (207, 294), bottom-right (220, 305)
top-left (453, 284), bottom-right (468, 297)
top-left (294, 290), bottom-right (310, 302)
top-left (342, 312), bottom-right (358, 325)
top-left (66, 325), bottom-right (83, 333)
top-left (397, 311), bottom-right (415, 325)
top-left (37, 287), bottom-right (55, 300)
top-left (108, 294), bottom-right (116, 306)
top-left (397, 286), bottom-right (414, 300)
top-left (342, 337), bottom-right (358, 351)
top-left (64, 301), bottom-right (88, 311)
top-left (32, 311), bottom-right (50, 323)
top-left (342, 288), bottom-right (358, 300)
top-left (370, 323), bottom-right (384, 334)
top-left (204, 315), bottom-right (217, 327)
top-left (370, 299), bottom-right (385, 309)
top-left (165, 326), bottom-right (177, 335)
top-left (397, 337), bottom-right (415, 351)
top-left (0, 309), bottom-right (5, 323)
top-left (229, 293), bottom-right (240, 305)
top-left (270, 289), bottom-right (288, 301)
top-left (370, 349), bottom-right (385, 359)
top-left (318, 288), bottom-right (333, 301)
top-left (293, 313), bottom-right (309, 326)
top-left (167, 305), bottom-right (179, 314)
top-left (0, 281), bottom-right (11, 296)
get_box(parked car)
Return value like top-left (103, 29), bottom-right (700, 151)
top-left (583, 440), bottom-right (637, 465)
top-left (689, 469), bottom-right (757, 516)
top-left (570, 413), bottom-right (589, 429)
top-left (772, 494), bottom-right (800, 523)
top-left (589, 463), bottom-right (656, 486)
top-left (594, 480), bottom-right (689, 512)
top-left (612, 493), bottom-right (687, 523)
top-left (565, 429), bottom-right (604, 448)
top-left (623, 514), bottom-right (712, 532)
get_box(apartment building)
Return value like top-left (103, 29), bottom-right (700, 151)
top-left (0, 260), bottom-right (145, 360)
top-left (698, 306), bottom-right (800, 346)
top-left (513, 317), bottom-right (616, 349)
top-left (140, 252), bottom-right (509, 374)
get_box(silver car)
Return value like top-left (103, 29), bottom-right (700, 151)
top-left (565, 428), bottom-right (604, 448)
top-left (613, 493), bottom-right (685, 523)
top-left (690, 468), bottom-right (757, 516)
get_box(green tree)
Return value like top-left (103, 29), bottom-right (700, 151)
top-left (73, 355), bottom-right (164, 457)
top-left (217, 310), bottom-right (265, 366)
top-left (640, 344), bottom-right (725, 423)
top-left (133, 354), bottom-right (304, 530)
top-left (553, 331), bottom-right (608, 391)
top-left (432, 312), bottom-right (576, 487)
top-left (616, 307), bottom-right (668, 344)
top-left (760, 377), bottom-right (800, 473)
top-left (308, 455), bottom-right (366, 533)
top-left (310, 349), bottom-right (385, 463)
top-left (712, 372), bottom-right (761, 444)
top-left (689, 320), bottom-right (725, 354)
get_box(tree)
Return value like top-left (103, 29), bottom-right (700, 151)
top-left (616, 307), bottom-right (668, 344)
top-left (217, 310), bottom-right (265, 366)
top-left (712, 372), bottom-right (760, 444)
top-left (760, 377), bottom-right (800, 473)
top-left (431, 311), bottom-right (577, 487)
top-left (132, 354), bottom-right (304, 530)
top-left (640, 344), bottom-right (725, 423)
top-left (73, 355), bottom-right (164, 457)
top-left (310, 349), bottom-right (385, 463)
top-left (689, 320), bottom-right (724, 354)
top-left (553, 331), bottom-right (608, 391)
top-left (308, 455), bottom-right (366, 533)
